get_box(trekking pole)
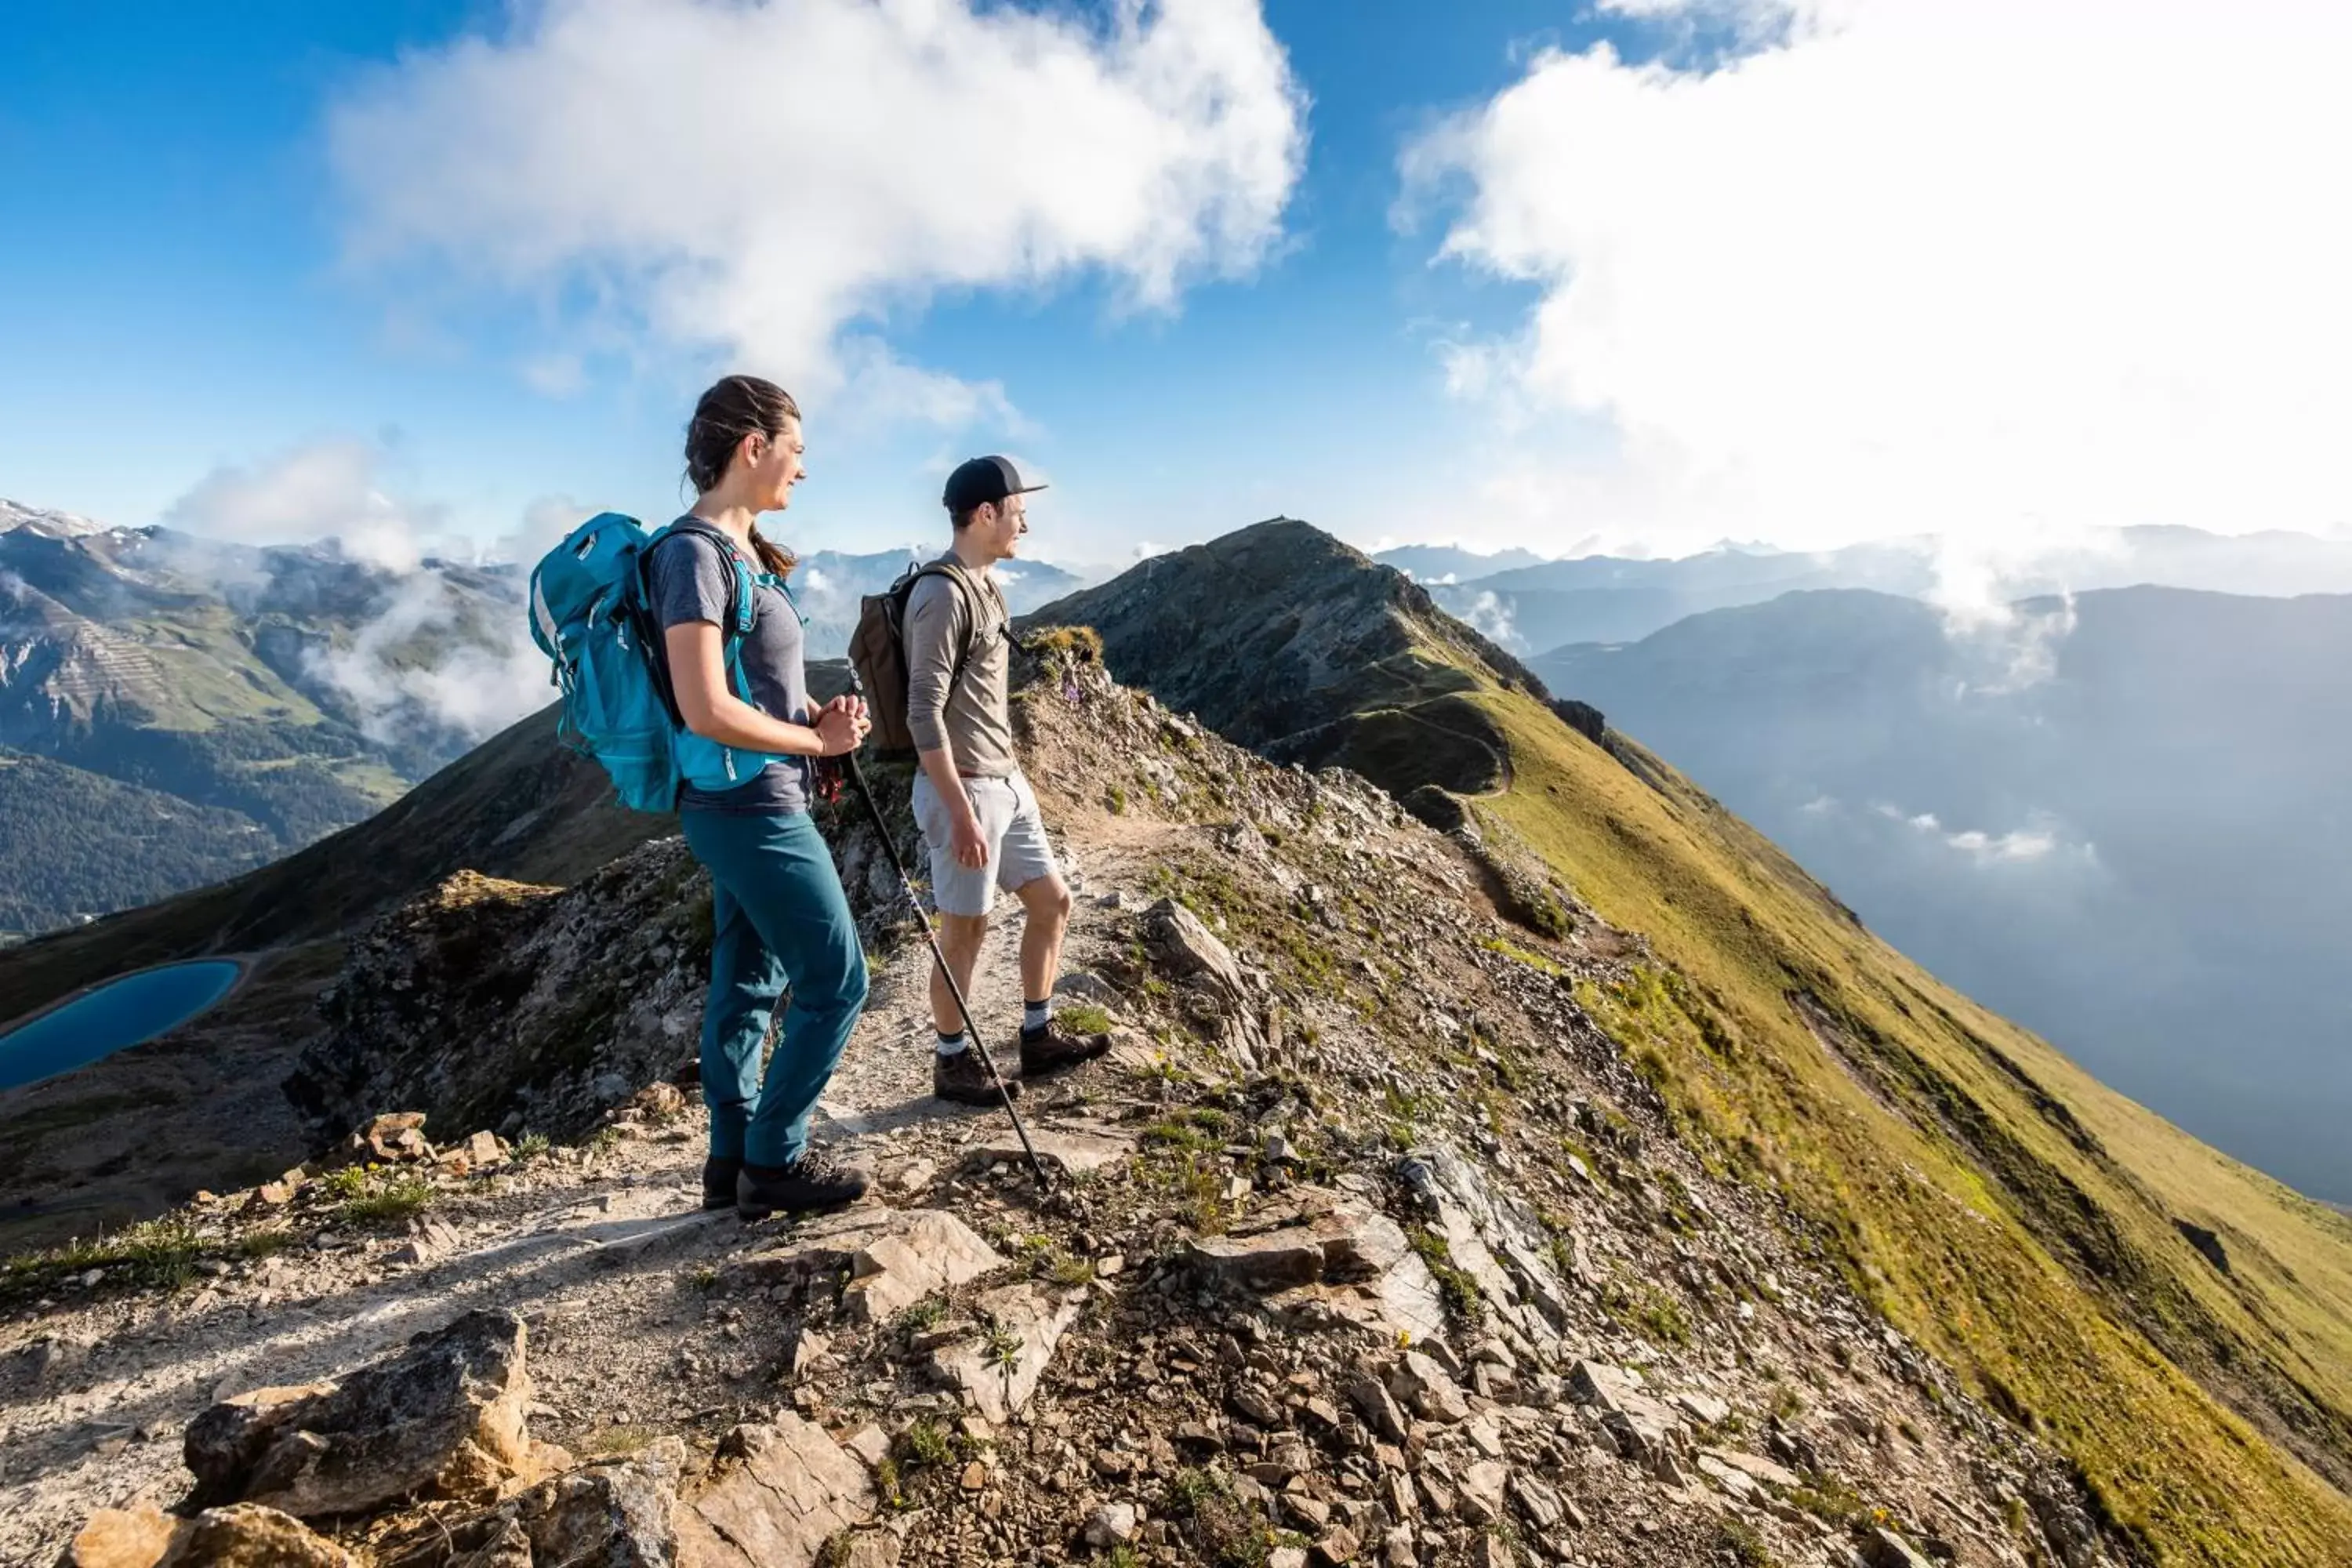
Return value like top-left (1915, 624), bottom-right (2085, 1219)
top-left (839, 749), bottom-right (1052, 1189)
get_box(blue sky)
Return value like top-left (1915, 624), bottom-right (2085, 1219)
top-left (2, 0), bottom-right (2346, 570)
top-left (0, 1), bottom-right (1616, 568)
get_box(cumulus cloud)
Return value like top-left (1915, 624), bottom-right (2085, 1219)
top-left (1868, 802), bottom-right (2094, 868)
top-left (165, 438), bottom-right (447, 572)
top-left (329, 0), bottom-right (1305, 422)
top-left (1403, 0), bottom-right (2352, 556)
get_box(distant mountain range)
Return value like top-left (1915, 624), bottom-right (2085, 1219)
top-left (790, 546), bottom-right (1085, 660)
top-left (1378, 526), bottom-right (2352, 655)
top-left (1537, 584), bottom-right (2352, 1201)
top-left (0, 500), bottom-right (525, 937)
top-left (0, 497), bottom-right (1091, 938)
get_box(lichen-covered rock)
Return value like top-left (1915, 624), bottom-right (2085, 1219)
top-left (1142, 897), bottom-right (1247, 1003)
top-left (185, 1309), bottom-right (542, 1518)
top-left (1398, 1142), bottom-right (1572, 1352)
top-left (931, 1283), bottom-right (1083, 1424)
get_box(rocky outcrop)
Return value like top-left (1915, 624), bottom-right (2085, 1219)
top-left (281, 754), bottom-right (930, 1152)
top-left (674, 1417), bottom-right (877, 1568)
top-left (284, 849), bottom-right (710, 1149)
top-left (394, 1439), bottom-right (687, 1568)
top-left (184, 1309), bottom-right (550, 1517)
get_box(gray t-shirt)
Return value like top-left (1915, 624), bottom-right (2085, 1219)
top-left (645, 522), bottom-right (811, 815)
top-left (904, 554), bottom-right (1015, 778)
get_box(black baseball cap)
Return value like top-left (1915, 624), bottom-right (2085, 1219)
top-left (942, 455), bottom-right (1047, 514)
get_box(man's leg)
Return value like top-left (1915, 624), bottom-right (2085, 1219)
top-left (1000, 775), bottom-right (1108, 1074)
top-left (918, 775), bottom-right (1022, 1105)
top-left (1013, 873), bottom-right (1073, 1007)
top-left (930, 912), bottom-right (990, 1037)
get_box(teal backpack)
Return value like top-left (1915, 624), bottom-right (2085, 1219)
top-left (528, 513), bottom-right (792, 813)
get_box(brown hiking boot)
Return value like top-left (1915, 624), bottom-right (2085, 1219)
top-left (934, 1047), bottom-right (1021, 1107)
top-left (1019, 1017), bottom-right (1111, 1076)
top-left (736, 1149), bottom-right (867, 1221)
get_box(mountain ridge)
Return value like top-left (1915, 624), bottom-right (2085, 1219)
top-left (1027, 520), bottom-right (2352, 1562)
top-left (3, 516), bottom-right (2349, 1561)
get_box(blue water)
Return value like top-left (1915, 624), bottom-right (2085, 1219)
top-left (0, 960), bottom-right (243, 1091)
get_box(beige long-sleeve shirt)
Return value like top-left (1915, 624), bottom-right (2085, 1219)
top-left (903, 554), bottom-right (1015, 778)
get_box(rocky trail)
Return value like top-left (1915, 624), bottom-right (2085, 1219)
top-left (3, 642), bottom-right (2133, 1568)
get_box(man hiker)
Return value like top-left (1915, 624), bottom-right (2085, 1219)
top-left (906, 455), bottom-right (1109, 1104)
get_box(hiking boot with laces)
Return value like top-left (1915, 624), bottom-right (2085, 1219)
top-left (934, 1046), bottom-right (1021, 1107)
top-left (1019, 1017), bottom-right (1112, 1077)
top-left (735, 1149), bottom-right (868, 1221)
top-left (701, 1156), bottom-right (741, 1211)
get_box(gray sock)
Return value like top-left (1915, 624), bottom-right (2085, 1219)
top-left (936, 1030), bottom-right (970, 1057)
top-left (1022, 997), bottom-right (1054, 1035)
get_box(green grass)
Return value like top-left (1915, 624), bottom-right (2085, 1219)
top-left (234, 1227), bottom-right (296, 1260)
top-left (1058, 1000), bottom-right (1115, 1035)
top-left (1715, 1518), bottom-right (1775, 1567)
top-left (333, 1170), bottom-right (437, 1227)
top-left (1466, 684), bottom-right (2352, 1564)
top-left (899, 1420), bottom-right (953, 1468)
top-left (1165, 1465), bottom-right (1228, 1518)
top-left (1479, 934), bottom-right (1570, 978)
top-left (583, 1424), bottom-right (661, 1458)
top-left (1407, 1225), bottom-right (1483, 1324)
top-left (1, 1214), bottom-right (206, 1302)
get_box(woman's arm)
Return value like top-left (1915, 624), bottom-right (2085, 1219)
top-left (664, 620), bottom-right (855, 756)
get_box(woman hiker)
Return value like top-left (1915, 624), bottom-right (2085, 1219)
top-left (649, 374), bottom-right (872, 1220)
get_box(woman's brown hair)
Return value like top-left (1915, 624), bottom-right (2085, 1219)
top-left (684, 374), bottom-right (799, 578)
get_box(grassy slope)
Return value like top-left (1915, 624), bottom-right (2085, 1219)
top-left (1468, 682), bottom-right (2352, 1564)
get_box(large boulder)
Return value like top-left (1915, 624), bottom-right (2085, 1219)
top-left (185, 1309), bottom-right (549, 1518)
top-left (63, 1504), bottom-right (360, 1568)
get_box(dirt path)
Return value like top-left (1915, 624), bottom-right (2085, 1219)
top-left (0, 818), bottom-right (1165, 1566)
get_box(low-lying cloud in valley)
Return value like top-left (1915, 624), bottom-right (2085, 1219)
top-left (163, 437), bottom-right (562, 750)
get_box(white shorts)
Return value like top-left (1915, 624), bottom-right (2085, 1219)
top-left (912, 771), bottom-right (1061, 917)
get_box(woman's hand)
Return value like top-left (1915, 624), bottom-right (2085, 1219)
top-left (813, 695), bottom-right (870, 757)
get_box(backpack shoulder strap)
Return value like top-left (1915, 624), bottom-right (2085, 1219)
top-left (648, 518), bottom-right (754, 638)
top-left (909, 560), bottom-right (988, 691)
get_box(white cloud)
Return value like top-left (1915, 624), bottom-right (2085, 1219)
top-left (1459, 589), bottom-right (1519, 647)
top-left (1868, 800), bottom-right (2093, 867)
top-left (162, 450), bottom-right (558, 746)
top-left (521, 353), bottom-right (588, 399)
top-left (165, 438), bottom-right (446, 572)
top-left (305, 572), bottom-right (546, 748)
top-left (1403, 0), bottom-right (2352, 556)
top-left (329, 0), bottom-right (1305, 425)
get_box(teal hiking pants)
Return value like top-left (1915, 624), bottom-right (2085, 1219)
top-left (681, 808), bottom-right (869, 1167)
